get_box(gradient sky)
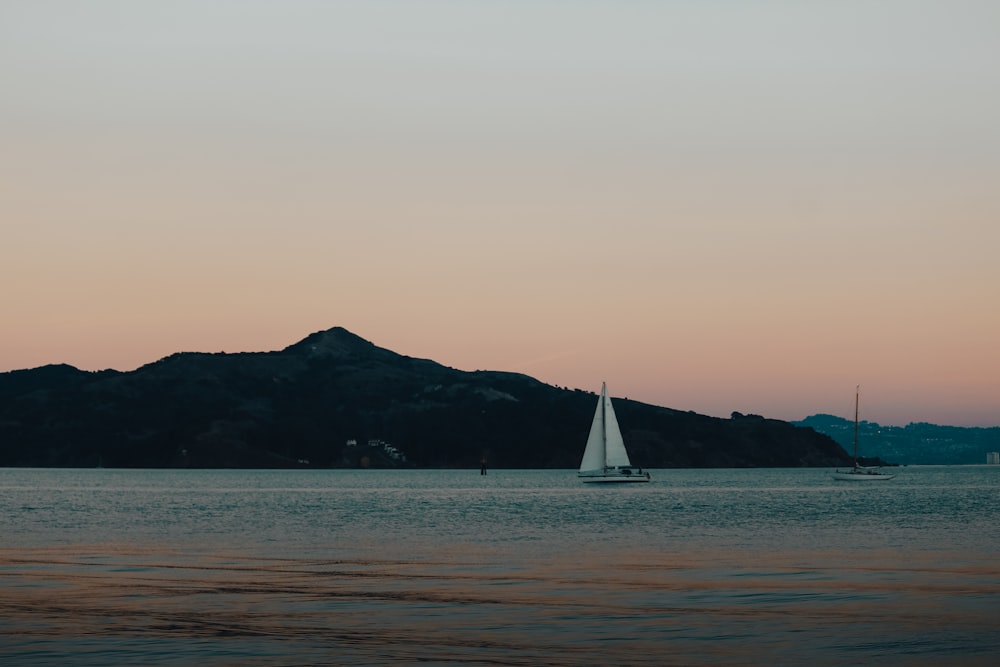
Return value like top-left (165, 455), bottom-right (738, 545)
top-left (3, 1), bottom-right (998, 426)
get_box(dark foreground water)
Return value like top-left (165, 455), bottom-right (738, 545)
top-left (1, 466), bottom-right (998, 666)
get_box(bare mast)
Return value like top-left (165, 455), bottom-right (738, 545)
top-left (853, 385), bottom-right (860, 467)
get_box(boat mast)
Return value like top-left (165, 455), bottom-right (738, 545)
top-left (853, 385), bottom-right (860, 467)
top-left (601, 382), bottom-right (608, 468)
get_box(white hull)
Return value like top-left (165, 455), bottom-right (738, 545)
top-left (579, 468), bottom-right (650, 483)
top-left (580, 474), bottom-right (650, 484)
top-left (832, 468), bottom-right (896, 481)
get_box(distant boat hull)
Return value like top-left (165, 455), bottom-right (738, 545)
top-left (832, 467), bottom-right (896, 481)
top-left (579, 467), bottom-right (651, 483)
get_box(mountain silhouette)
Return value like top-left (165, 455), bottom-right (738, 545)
top-left (0, 327), bottom-right (849, 469)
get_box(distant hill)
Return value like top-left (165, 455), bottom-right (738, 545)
top-left (795, 414), bottom-right (1000, 465)
top-left (0, 326), bottom-right (850, 469)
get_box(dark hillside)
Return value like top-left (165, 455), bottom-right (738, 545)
top-left (0, 327), bottom-right (849, 469)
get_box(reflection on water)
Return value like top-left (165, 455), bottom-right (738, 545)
top-left (1, 467), bottom-right (998, 665)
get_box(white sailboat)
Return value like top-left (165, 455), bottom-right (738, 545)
top-left (832, 386), bottom-right (896, 481)
top-left (578, 383), bottom-right (650, 483)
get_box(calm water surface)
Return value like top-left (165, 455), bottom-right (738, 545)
top-left (1, 466), bottom-right (998, 665)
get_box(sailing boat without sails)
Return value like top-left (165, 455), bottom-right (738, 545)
top-left (578, 383), bottom-right (650, 483)
top-left (832, 386), bottom-right (895, 481)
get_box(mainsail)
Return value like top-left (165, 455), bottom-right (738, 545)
top-left (579, 383), bottom-right (632, 473)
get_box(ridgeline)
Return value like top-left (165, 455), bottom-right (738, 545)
top-left (0, 327), bottom-right (849, 469)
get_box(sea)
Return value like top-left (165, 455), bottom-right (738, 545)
top-left (1, 466), bottom-right (998, 666)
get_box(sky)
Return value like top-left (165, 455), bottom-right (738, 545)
top-left (2, 1), bottom-right (998, 427)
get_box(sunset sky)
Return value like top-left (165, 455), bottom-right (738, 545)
top-left (3, 1), bottom-right (998, 427)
